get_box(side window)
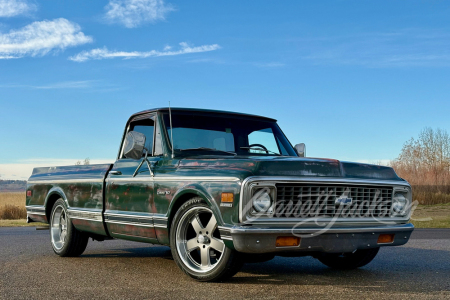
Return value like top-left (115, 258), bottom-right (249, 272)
top-left (127, 118), bottom-right (155, 157)
top-left (248, 128), bottom-right (280, 154)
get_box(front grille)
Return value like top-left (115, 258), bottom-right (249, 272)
top-left (274, 184), bottom-right (393, 218)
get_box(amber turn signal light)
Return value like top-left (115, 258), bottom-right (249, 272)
top-left (377, 234), bottom-right (395, 244)
top-left (276, 236), bottom-right (300, 247)
top-left (221, 192), bottom-right (234, 203)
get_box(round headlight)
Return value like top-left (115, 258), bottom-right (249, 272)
top-left (253, 189), bottom-right (273, 213)
top-left (392, 193), bottom-right (407, 215)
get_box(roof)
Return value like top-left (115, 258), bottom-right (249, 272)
top-left (130, 107), bottom-right (277, 122)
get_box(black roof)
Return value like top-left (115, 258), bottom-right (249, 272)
top-left (130, 107), bottom-right (277, 122)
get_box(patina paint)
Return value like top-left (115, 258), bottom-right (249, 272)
top-left (26, 164), bottom-right (111, 236)
top-left (26, 108), bottom-right (405, 247)
top-left (104, 158), bottom-right (158, 240)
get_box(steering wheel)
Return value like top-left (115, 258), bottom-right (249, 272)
top-left (247, 144), bottom-right (269, 154)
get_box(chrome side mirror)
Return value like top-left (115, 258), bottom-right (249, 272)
top-left (123, 131), bottom-right (146, 160)
top-left (294, 143), bottom-right (306, 157)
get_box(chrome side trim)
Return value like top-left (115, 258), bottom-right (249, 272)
top-left (26, 205), bottom-right (46, 215)
top-left (68, 209), bottom-right (103, 222)
top-left (104, 212), bottom-right (168, 228)
top-left (239, 176), bottom-right (412, 223)
top-left (28, 179), bottom-right (104, 184)
top-left (104, 212), bottom-right (153, 219)
top-left (105, 220), bottom-right (155, 227)
top-left (105, 176), bottom-right (240, 182)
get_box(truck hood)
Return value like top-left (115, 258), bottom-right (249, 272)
top-left (178, 156), bottom-right (402, 181)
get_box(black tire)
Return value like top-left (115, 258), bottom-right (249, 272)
top-left (170, 197), bottom-right (244, 282)
top-left (317, 247), bottom-right (380, 270)
top-left (50, 199), bottom-right (89, 257)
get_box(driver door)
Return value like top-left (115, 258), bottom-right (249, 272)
top-left (104, 113), bottom-right (160, 243)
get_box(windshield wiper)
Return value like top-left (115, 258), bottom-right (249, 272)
top-left (240, 146), bottom-right (281, 156)
top-left (177, 147), bottom-right (237, 156)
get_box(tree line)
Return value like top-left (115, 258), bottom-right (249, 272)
top-left (390, 127), bottom-right (450, 186)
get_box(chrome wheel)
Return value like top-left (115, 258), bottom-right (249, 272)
top-left (176, 207), bottom-right (226, 273)
top-left (51, 204), bottom-right (68, 251)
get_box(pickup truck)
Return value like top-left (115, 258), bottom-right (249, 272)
top-left (26, 107), bottom-right (414, 281)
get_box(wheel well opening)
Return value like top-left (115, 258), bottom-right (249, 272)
top-left (168, 193), bottom-right (205, 233)
top-left (45, 194), bottom-right (63, 221)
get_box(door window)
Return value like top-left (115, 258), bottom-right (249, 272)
top-left (127, 118), bottom-right (155, 157)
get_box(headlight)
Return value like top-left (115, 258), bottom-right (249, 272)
top-left (392, 192), bottom-right (407, 215)
top-left (252, 188), bottom-right (273, 213)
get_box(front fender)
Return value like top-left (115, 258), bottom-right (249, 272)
top-left (168, 183), bottom-right (224, 226)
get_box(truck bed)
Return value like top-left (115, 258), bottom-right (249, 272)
top-left (26, 164), bottom-right (112, 235)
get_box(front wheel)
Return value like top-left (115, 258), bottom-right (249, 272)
top-left (170, 198), bottom-right (243, 282)
top-left (50, 199), bottom-right (89, 257)
top-left (317, 247), bottom-right (380, 270)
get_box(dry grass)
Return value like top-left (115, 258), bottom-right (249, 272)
top-left (0, 192), bottom-right (27, 220)
top-left (410, 203), bottom-right (450, 228)
top-left (0, 192), bottom-right (25, 206)
top-left (412, 185), bottom-right (450, 205)
top-left (0, 219), bottom-right (47, 227)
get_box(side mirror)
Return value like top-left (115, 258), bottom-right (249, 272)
top-left (294, 143), bottom-right (306, 157)
top-left (123, 131), bottom-right (146, 160)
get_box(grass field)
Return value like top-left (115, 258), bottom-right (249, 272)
top-left (1, 192), bottom-right (449, 228)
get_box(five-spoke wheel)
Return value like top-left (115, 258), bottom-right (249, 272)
top-left (176, 206), bottom-right (226, 272)
top-left (170, 198), bottom-right (243, 281)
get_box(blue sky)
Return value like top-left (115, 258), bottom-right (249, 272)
top-left (1, 0), bottom-right (450, 179)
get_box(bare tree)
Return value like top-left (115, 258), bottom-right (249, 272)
top-left (75, 158), bottom-right (90, 166)
top-left (390, 127), bottom-right (450, 185)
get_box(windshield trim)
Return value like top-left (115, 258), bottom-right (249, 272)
top-left (159, 111), bottom-right (297, 157)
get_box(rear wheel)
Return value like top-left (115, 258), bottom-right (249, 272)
top-left (50, 199), bottom-right (89, 257)
top-left (317, 247), bottom-right (380, 270)
top-left (170, 198), bottom-right (243, 282)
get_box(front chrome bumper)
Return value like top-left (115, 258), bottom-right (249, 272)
top-left (219, 223), bottom-right (414, 254)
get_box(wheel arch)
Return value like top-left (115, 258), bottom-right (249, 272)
top-left (44, 187), bottom-right (69, 221)
top-left (167, 184), bottom-right (223, 234)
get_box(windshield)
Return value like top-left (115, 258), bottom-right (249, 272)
top-left (162, 112), bottom-right (297, 156)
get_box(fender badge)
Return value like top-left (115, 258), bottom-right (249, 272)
top-left (157, 190), bottom-right (171, 195)
top-left (220, 203), bottom-right (233, 207)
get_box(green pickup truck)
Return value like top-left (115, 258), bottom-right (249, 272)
top-left (26, 108), bottom-right (414, 281)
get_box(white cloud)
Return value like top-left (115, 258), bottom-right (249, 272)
top-left (69, 42), bottom-right (221, 62)
top-left (0, 18), bottom-right (93, 59)
top-left (104, 0), bottom-right (174, 28)
top-left (0, 159), bottom-right (113, 180)
top-left (0, 0), bottom-right (36, 17)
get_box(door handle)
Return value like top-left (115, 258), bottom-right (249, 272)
top-left (110, 170), bottom-right (122, 175)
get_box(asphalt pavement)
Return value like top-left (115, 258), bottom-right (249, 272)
top-left (0, 227), bottom-right (449, 300)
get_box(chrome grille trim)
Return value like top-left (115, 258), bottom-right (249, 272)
top-left (239, 176), bottom-right (412, 224)
top-left (275, 184), bottom-right (393, 218)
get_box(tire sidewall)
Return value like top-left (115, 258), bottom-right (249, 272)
top-left (50, 198), bottom-right (73, 256)
top-left (170, 198), bottom-right (234, 281)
